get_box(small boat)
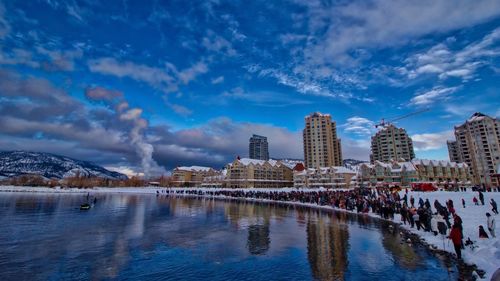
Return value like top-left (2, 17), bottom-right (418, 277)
top-left (80, 203), bottom-right (91, 210)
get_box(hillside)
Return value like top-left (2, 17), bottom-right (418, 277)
top-left (0, 151), bottom-right (127, 180)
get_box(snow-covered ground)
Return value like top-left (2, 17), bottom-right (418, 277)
top-left (396, 190), bottom-right (500, 281)
top-left (1, 185), bottom-right (499, 279)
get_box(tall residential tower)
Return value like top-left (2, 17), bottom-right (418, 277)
top-left (249, 134), bottom-right (269, 160)
top-left (448, 112), bottom-right (500, 187)
top-left (370, 124), bottom-right (415, 163)
top-left (303, 112), bottom-right (342, 168)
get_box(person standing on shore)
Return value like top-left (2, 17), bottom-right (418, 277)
top-left (448, 222), bottom-right (462, 260)
top-left (486, 213), bottom-right (496, 238)
top-left (490, 199), bottom-right (498, 215)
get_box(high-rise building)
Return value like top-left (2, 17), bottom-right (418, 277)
top-left (370, 124), bottom-right (415, 163)
top-left (448, 112), bottom-right (500, 187)
top-left (249, 134), bottom-right (269, 160)
top-left (303, 112), bottom-right (342, 168)
top-left (447, 140), bottom-right (461, 162)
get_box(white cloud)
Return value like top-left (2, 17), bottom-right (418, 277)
top-left (299, 0), bottom-right (500, 63)
top-left (218, 87), bottom-right (313, 107)
top-left (403, 27), bottom-right (500, 81)
top-left (202, 29), bottom-right (237, 56)
top-left (88, 57), bottom-right (208, 93)
top-left (341, 117), bottom-right (375, 136)
top-left (411, 130), bottom-right (454, 151)
top-left (341, 138), bottom-right (371, 161)
top-left (410, 86), bottom-right (460, 106)
top-left (168, 103), bottom-right (193, 117)
top-left (211, 76), bottom-right (224, 84)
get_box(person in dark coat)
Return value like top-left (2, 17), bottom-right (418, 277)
top-left (424, 199), bottom-right (431, 210)
top-left (448, 223), bottom-right (462, 259)
top-left (410, 196), bottom-right (415, 208)
top-left (462, 198), bottom-right (466, 208)
top-left (479, 225), bottom-right (489, 238)
top-left (473, 196), bottom-right (479, 205)
top-left (490, 198), bottom-right (498, 215)
top-left (478, 190), bottom-right (484, 205)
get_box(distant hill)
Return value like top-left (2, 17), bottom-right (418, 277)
top-left (343, 159), bottom-right (368, 169)
top-left (0, 151), bottom-right (127, 180)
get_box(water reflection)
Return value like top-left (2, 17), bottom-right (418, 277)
top-left (247, 224), bottom-right (270, 255)
top-left (0, 193), bottom-right (468, 281)
top-left (306, 211), bottom-right (349, 281)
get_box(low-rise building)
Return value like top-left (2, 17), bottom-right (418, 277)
top-left (201, 169), bottom-right (227, 188)
top-left (357, 159), bottom-right (471, 188)
top-left (225, 158), bottom-right (293, 188)
top-left (172, 166), bottom-right (218, 187)
top-left (294, 166), bottom-right (356, 188)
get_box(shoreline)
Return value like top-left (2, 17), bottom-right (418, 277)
top-left (1, 185), bottom-right (498, 280)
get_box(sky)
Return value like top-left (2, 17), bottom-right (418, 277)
top-left (0, 0), bottom-right (499, 176)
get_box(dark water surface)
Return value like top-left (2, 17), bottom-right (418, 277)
top-left (0, 193), bottom-right (464, 280)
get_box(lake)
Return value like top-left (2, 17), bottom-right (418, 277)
top-left (0, 192), bottom-right (467, 280)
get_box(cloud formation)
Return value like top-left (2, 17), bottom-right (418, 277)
top-left (410, 86), bottom-right (460, 106)
top-left (341, 117), bottom-right (376, 136)
top-left (401, 27), bottom-right (500, 81)
top-left (411, 131), bottom-right (454, 151)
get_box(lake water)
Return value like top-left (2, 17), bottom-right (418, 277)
top-left (0, 192), bottom-right (467, 280)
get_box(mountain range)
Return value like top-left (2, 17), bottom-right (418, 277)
top-left (0, 151), bottom-right (127, 180)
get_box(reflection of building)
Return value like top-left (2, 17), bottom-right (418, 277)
top-left (247, 224), bottom-right (270, 255)
top-left (303, 112), bottom-right (342, 168)
top-left (249, 134), bottom-right (270, 160)
top-left (172, 166), bottom-right (219, 187)
top-left (307, 214), bottom-right (349, 281)
top-left (370, 124), bottom-right (415, 163)
top-left (294, 166), bottom-right (356, 188)
top-left (357, 159), bottom-right (471, 188)
top-left (225, 158), bottom-right (293, 188)
top-left (447, 112), bottom-right (500, 187)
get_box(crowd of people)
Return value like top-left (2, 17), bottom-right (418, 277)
top-left (159, 187), bottom-right (497, 261)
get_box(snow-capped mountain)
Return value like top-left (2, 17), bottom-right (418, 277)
top-left (343, 159), bottom-right (368, 171)
top-left (0, 151), bottom-right (128, 179)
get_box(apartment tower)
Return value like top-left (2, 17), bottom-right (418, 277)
top-left (249, 134), bottom-right (269, 160)
top-left (303, 112), bottom-right (342, 168)
top-left (448, 112), bottom-right (500, 187)
top-left (370, 124), bottom-right (415, 163)
top-left (447, 140), bottom-right (461, 163)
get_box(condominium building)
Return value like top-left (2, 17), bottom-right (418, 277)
top-left (293, 166), bottom-right (356, 188)
top-left (448, 112), bottom-right (500, 187)
top-left (249, 134), bottom-right (269, 160)
top-left (171, 166), bottom-right (218, 187)
top-left (201, 169), bottom-right (227, 188)
top-left (303, 112), bottom-right (342, 168)
top-left (447, 140), bottom-right (461, 163)
top-left (357, 159), bottom-right (471, 188)
top-left (370, 124), bottom-right (415, 163)
top-left (225, 158), bottom-right (293, 188)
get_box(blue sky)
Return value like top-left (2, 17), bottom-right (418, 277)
top-left (0, 0), bottom-right (499, 176)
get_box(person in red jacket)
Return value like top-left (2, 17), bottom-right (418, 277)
top-left (448, 222), bottom-right (462, 259)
